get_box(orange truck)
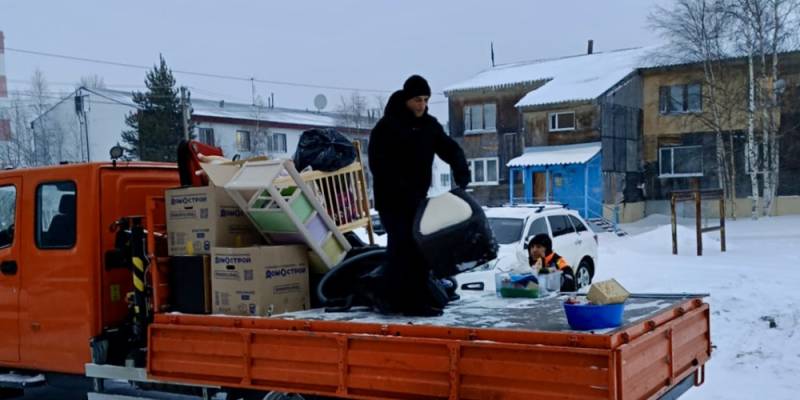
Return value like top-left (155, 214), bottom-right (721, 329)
top-left (0, 162), bottom-right (711, 400)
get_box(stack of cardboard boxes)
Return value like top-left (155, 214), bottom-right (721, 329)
top-left (166, 183), bottom-right (311, 317)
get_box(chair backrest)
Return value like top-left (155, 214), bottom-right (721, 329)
top-left (46, 194), bottom-right (76, 246)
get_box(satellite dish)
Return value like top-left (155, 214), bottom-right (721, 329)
top-left (314, 94), bottom-right (328, 112)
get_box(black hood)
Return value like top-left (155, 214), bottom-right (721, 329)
top-left (384, 90), bottom-right (428, 123)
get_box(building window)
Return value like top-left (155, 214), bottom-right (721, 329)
top-left (0, 185), bottom-right (17, 248)
top-left (548, 112), bottom-right (576, 132)
top-left (440, 173), bottom-right (451, 187)
top-left (267, 133), bottom-right (287, 153)
top-left (468, 157), bottom-right (500, 185)
top-left (235, 130), bottom-right (251, 152)
top-left (198, 128), bottom-right (215, 145)
top-left (659, 83), bottom-right (702, 114)
top-left (463, 103), bottom-right (497, 133)
top-left (659, 146), bottom-right (703, 177)
top-left (36, 181), bottom-right (77, 249)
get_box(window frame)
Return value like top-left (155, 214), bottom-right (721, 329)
top-left (270, 132), bottom-right (288, 153)
top-left (35, 180), bottom-right (77, 250)
top-left (463, 103), bottom-right (497, 134)
top-left (659, 83), bottom-right (703, 115)
top-left (568, 215), bottom-right (588, 233)
top-left (235, 130), bottom-right (252, 152)
top-left (658, 145), bottom-right (703, 178)
top-left (547, 214), bottom-right (576, 238)
top-left (440, 173), bottom-right (451, 187)
top-left (0, 184), bottom-right (17, 249)
top-left (467, 157), bottom-right (500, 186)
top-left (525, 217), bottom-right (550, 241)
top-left (198, 127), bottom-right (215, 145)
top-left (548, 111), bottom-right (576, 132)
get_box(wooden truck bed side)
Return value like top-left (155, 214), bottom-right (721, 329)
top-left (146, 299), bottom-right (709, 400)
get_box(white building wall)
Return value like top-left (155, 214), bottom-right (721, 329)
top-left (32, 90), bottom-right (133, 163)
top-left (428, 155), bottom-right (452, 197)
top-left (193, 120), bottom-right (303, 160)
top-left (85, 96), bottom-right (134, 160)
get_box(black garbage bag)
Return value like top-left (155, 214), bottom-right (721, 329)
top-left (293, 128), bottom-right (357, 172)
top-left (413, 188), bottom-right (498, 279)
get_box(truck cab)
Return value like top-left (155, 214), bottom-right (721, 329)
top-left (0, 162), bottom-right (178, 374)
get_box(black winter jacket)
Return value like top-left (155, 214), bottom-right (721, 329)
top-left (368, 90), bottom-right (471, 212)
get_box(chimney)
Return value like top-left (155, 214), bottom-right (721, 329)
top-left (587, 39), bottom-right (594, 55)
top-left (0, 31), bottom-right (11, 142)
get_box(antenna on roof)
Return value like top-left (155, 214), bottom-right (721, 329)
top-left (491, 41), bottom-right (496, 67)
top-left (314, 94), bottom-right (328, 113)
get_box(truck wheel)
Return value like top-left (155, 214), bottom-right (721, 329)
top-left (575, 259), bottom-right (592, 289)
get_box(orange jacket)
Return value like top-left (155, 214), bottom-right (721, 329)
top-left (536, 252), bottom-right (569, 273)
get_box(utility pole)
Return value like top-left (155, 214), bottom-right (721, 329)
top-left (180, 86), bottom-right (189, 140)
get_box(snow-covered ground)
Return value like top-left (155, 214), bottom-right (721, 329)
top-left (598, 214), bottom-right (800, 399)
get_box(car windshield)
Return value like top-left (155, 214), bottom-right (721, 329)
top-left (488, 217), bottom-right (524, 245)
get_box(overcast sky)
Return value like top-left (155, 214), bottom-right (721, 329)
top-left (1, 0), bottom-right (667, 120)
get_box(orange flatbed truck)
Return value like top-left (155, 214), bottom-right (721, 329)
top-left (0, 162), bottom-right (711, 400)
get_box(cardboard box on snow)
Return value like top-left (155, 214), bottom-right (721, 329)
top-left (211, 245), bottom-right (310, 316)
top-left (166, 185), bottom-right (261, 256)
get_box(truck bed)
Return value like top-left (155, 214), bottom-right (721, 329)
top-left (279, 292), bottom-right (692, 333)
top-left (147, 293), bottom-right (710, 400)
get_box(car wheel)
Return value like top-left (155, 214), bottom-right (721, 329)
top-left (575, 259), bottom-right (592, 289)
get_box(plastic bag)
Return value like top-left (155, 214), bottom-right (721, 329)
top-left (413, 188), bottom-right (499, 278)
top-left (293, 128), bottom-right (357, 172)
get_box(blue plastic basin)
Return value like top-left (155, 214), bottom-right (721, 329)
top-left (563, 302), bottom-right (625, 330)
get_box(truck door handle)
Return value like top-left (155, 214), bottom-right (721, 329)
top-left (1, 260), bottom-right (17, 275)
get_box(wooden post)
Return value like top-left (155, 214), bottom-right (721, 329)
top-left (693, 179), bottom-right (702, 256)
top-left (671, 194), bottom-right (678, 255)
top-left (352, 140), bottom-right (375, 245)
top-left (720, 198), bottom-right (726, 252)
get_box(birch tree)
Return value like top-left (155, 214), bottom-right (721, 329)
top-left (731, 0), bottom-right (800, 217)
top-left (649, 0), bottom-right (742, 217)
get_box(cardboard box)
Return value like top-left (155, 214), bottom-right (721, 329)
top-left (211, 245), bottom-right (310, 316)
top-left (166, 185), bottom-right (261, 256)
top-left (587, 279), bottom-right (630, 305)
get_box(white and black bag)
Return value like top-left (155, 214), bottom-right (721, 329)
top-left (413, 189), bottom-right (498, 278)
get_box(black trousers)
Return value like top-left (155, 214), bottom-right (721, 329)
top-left (378, 208), bottom-right (433, 310)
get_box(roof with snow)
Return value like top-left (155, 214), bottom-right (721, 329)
top-left (84, 88), bottom-right (371, 130)
top-left (506, 142), bottom-right (601, 168)
top-left (444, 47), bottom-right (653, 108)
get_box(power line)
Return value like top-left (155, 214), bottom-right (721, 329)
top-left (5, 47), bottom-right (430, 95)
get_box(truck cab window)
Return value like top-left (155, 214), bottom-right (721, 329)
top-left (36, 181), bottom-right (77, 249)
top-left (0, 185), bottom-right (16, 248)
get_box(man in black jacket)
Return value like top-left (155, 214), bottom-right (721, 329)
top-left (368, 75), bottom-right (471, 316)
